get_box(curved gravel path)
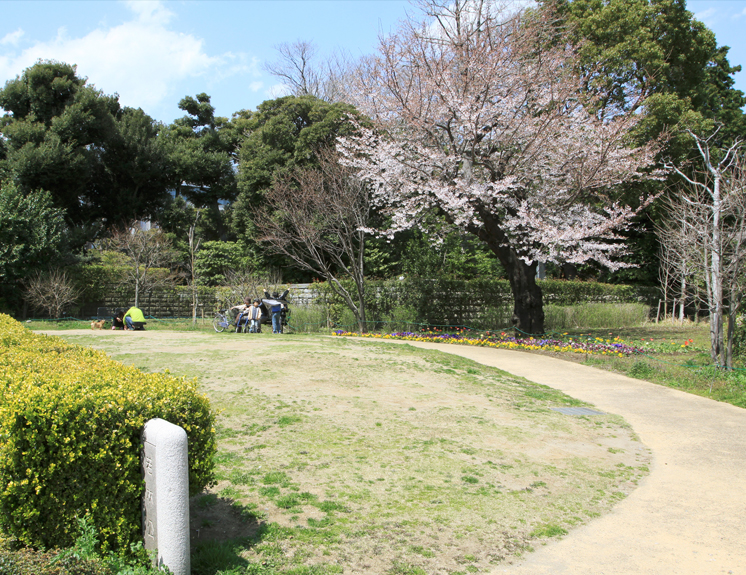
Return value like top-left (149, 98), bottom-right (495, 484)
top-left (376, 341), bottom-right (746, 575)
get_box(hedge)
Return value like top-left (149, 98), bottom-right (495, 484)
top-left (0, 314), bottom-right (217, 551)
top-left (316, 278), bottom-right (659, 329)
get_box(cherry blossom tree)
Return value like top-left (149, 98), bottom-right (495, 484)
top-left (338, 0), bottom-right (661, 333)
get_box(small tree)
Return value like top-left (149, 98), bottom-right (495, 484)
top-left (222, 269), bottom-right (280, 311)
top-left (25, 269), bottom-right (81, 319)
top-left (187, 211), bottom-right (202, 325)
top-left (661, 131), bottom-right (746, 368)
top-left (253, 149), bottom-right (371, 332)
top-left (105, 225), bottom-right (175, 308)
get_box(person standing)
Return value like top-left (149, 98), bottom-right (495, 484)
top-left (248, 299), bottom-right (263, 333)
top-left (271, 300), bottom-right (284, 334)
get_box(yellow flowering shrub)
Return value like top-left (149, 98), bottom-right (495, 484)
top-left (0, 314), bottom-right (216, 551)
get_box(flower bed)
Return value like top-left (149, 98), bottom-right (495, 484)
top-left (333, 330), bottom-right (696, 357)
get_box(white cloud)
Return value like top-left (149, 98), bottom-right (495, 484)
top-left (123, 0), bottom-right (174, 25)
top-left (0, 1), bottom-right (253, 112)
top-left (1, 29), bottom-right (24, 46)
top-left (693, 7), bottom-right (718, 26)
top-left (249, 81), bottom-right (264, 92)
top-left (266, 83), bottom-right (290, 99)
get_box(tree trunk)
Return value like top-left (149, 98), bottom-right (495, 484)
top-left (134, 270), bottom-right (141, 308)
top-left (726, 290), bottom-right (742, 370)
top-left (475, 213), bottom-right (545, 334)
top-left (710, 175), bottom-right (724, 365)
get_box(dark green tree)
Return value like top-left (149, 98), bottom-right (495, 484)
top-left (0, 61), bottom-right (173, 232)
top-left (236, 95), bottom-right (363, 202)
top-left (231, 95), bottom-right (364, 274)
top-left (162, 93), bottom-right (239, 239)
top-left (92, 107), bottom-right (173, 227)
top-left (0, 181), bottom-right (68, 311)
top-left (548, 0), bottom-right (746, 285)
top-left (0, 61), bottom-right (118, 226)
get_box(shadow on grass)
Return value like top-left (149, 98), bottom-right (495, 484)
top-left (190, 493), bottom-right (269, 575)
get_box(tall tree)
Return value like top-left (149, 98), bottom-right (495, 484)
top-left (93, 107), bottom-right (173, 227)
top-left (0, 61), bottom-right (118, 226)
top-left (236, 95), bottom-right (362, 203)
top-left (0, 181), bottom-right (68, 310)
top-left (0, 61), bottom-right (173, 232)
top-left (553, 0), bottom-right (745, 138)
top-left (163, 93), bottom-right (238, 239)
top-left (551, 0), bottom-right (746, 283)
top-left (339, 0), bottom-right (660, 334)
top-left (660, 132), bottom-right (746, 369)
top-left (231, 95), bottom-right (365, 272)
top-left (264, 40), bottom-right (349, 103)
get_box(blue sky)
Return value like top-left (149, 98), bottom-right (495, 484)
top-left (1, 0), bottom-right (744, 124)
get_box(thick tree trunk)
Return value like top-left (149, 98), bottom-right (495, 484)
top-left (474, 213), bottom-right (545, 335)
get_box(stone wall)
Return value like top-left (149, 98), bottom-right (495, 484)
top-left (80, 285), bottom-right (317, 319)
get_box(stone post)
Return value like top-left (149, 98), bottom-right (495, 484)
top-left (142, 418), bottom-right (190, 575)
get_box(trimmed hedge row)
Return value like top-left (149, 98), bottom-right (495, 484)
top-left (0, 314), bottom-right (216, 551)
top-left (317, 278), bottom-right (659, 329)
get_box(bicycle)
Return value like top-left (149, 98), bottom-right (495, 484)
top-left (212, 310), bottom-right (231, 333)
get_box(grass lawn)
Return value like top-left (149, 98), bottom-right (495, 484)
top-left (558, 322), bottom-right (746, 409)
top-left (42, 329), bottom-right (650, 575)
top-left (332, 321), bottom-right (746, 410)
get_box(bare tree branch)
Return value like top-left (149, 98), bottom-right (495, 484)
top-left (658, 133), bottom-right (746, 367)
top-left (253, 148), bottom-right (371, 331)
top-left (104, 225), bottom-right (176, 308)
top-left (264, 39), bottom-right (351, 103)
top-left (25, 269), bottom-right (81, 319)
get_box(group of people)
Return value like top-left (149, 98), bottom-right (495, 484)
top-left (231, 298), bottom-right (265, 333)
top-left (231, 292), bottom-right (287, 334)
top-left (111, 306), bottom-right (146, 330)
top-left (106, 291), bottom-right (287, 334)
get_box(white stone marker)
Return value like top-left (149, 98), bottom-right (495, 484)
top-left (142, 418), bottom-right (190, 575)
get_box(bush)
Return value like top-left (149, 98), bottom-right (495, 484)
top-left (733, 313), bottom-right (746, 359)
top-left (0, 314), bottom-right (216, 552)
top-left (0, 516), bottom-right (167, 575)
top-left (317, 278), bottom-right (657, 331)
top-left (544, 303), bottom-right (651, 330)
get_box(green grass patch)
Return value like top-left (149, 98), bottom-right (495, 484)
top-left (42, 330), bottom-right (650, 574)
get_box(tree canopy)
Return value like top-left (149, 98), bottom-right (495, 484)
top-left (0, 61), bottom-right (171, 230)
top-left (340, 0), bottom-right (662, 332)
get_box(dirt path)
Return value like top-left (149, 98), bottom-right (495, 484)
top-left (373, 340), bottom-right (745, 575)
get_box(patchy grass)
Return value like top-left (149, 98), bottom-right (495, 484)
top-left (560, 323), bottom-right (746, 409)
top-left (332, 321), bottom-right (746, 410)
top-left (44, 330), bottom-right (649, 575)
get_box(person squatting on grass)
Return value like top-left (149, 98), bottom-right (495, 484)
top-left (123, 306), bottom-right (146, 330)
top-left (111, 309), bottom-right (125, 330)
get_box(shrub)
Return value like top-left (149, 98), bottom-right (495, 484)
top-left (0, 516), bottom-right (167, 574)
top-left (0, 314), bottom-right (216, 552)
top-left (733, 313), bottom-right (746, 359)
top-left (317, 277), bottom-right (657, 330)
top-left (544, 303), bottom-right (651, 330)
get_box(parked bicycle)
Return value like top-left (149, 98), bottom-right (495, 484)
top-left (212, 310), bottom-right (231, 333)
